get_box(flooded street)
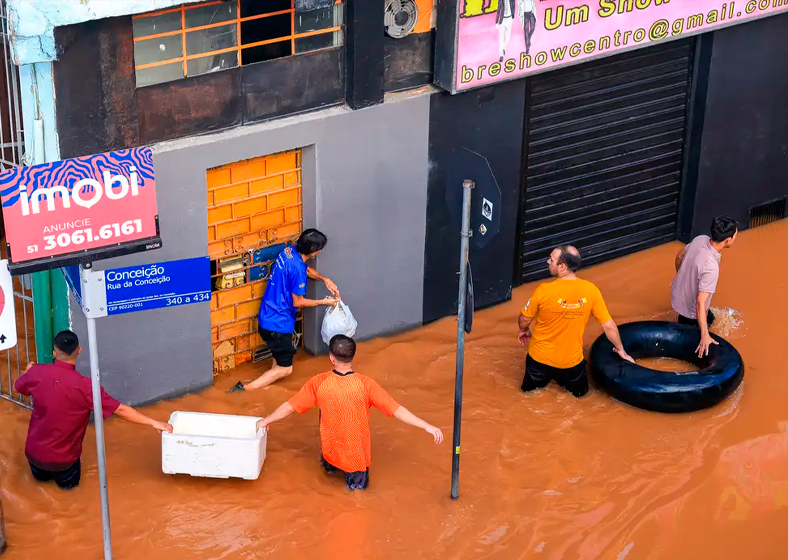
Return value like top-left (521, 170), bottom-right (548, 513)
top-left (1, 221), bottom-right (787, 560)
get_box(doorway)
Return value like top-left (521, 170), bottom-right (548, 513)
top-left (515, 39), bottom-right (696, 284)
top-left (207, 149), bottom-right (303, 375)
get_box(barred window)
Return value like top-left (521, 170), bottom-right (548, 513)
top-left (132, 0), bottom-right (344, 88)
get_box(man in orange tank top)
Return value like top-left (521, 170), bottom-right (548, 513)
top-left (256, 335), bottom-right (444, 490)
top-left (518, 245), bottom-right (634, 397)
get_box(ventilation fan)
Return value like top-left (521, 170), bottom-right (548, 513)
top-left (385, 0), bottom-right (419, 39)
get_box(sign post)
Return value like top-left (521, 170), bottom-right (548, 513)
top-left (447, 149), bottom-right (501, 499)
top-left (451, 180), bottom-right (473, 500)
top-left (86, 272), bottom-right (113, 560)
top-left (84, 282), bottom-right (113, 560)
top-left (70, 256), bottom-right (209, 560)
top-left (0, 146), bottom-right (163, 560)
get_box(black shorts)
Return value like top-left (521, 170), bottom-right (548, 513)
top-left (521, 354), bottom-right (589, 398)
top-left (29, 459), bottom-right (81, 490)
top-left (677, 309), bottom-right (716, 328)
top-left (259, 327), bottom-right (296, 368)
top-left (321, 456), bottom-right (369, 490)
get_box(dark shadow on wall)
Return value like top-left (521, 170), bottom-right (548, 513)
top-left (690, 13), bottom-right (788, 237)
top-left (53, 15), bottom-right (344, 157)
top-left (54, 18), bottom-right (140, 160)
top-left (384, 31), bottom-right (434, 93)
top-left (424, 80), bottom-right (526, 324)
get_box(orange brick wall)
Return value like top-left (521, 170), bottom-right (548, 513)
top-left (207, 150), bottom-right (303, 373)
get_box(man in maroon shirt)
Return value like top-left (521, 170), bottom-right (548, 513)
top-left (14, 330), bottom-right (172, 490)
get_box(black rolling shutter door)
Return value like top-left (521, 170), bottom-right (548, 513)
top-left (516, 39), bottom-right (694, 285)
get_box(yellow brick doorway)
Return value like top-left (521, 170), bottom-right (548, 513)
top-left (206, 150), bottom-right (303, 375)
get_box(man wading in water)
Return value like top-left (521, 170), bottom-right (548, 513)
top-left (230, 229), bottom-right (340, 392)
top-left (256, 335), bottom-right (443, 490)
top-left (671, 216), bottom-right (738, 357)
top-left (15, 331), bottom-right (172, 490)
top-left (518, 246), bottom-right (634, 397)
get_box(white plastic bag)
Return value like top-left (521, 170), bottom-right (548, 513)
top-left (321, 301), bottom-right (358, 345)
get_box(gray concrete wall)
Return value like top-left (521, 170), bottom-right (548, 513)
top-left (72, 93), bottom-right (431, 405)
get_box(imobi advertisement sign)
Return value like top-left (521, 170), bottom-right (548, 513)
top-left (0, 147), bottom-right (162, 274)
top-left (435, 0), bottom-right (788, 93)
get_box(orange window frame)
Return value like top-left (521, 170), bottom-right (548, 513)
top-left (133, 0), bottom-right (343, 73)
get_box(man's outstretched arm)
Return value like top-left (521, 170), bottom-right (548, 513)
top-left (292, 293), bottom-right (338, 308)
top-left (695, 292), bottom-right (718, 358)
top-left (393, 407), bottom-right (444, 444)
top-left (307, 266), bottom-right (340, 298)
top-left (114, 404), bottom-right (173, 433)
top-left (600, 320), bottom-right (635, 363)
top-left (256, 402), bottom-right (295, 431)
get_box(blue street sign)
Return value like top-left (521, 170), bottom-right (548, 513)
top-left (103, 256), bottom-right (210, 315)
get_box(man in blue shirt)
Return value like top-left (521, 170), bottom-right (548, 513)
top-left (230, 229), bottom-right (339, 392)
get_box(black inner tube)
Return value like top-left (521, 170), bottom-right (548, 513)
top-left (590, 321), bottom-right (744, 413)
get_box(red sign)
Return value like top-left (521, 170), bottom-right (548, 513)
top-left (0, 147), bottom-right (161, 274)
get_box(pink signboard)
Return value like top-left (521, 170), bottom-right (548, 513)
top-left (439, 0), bottom-right (788, 93)
top-left (0, 146), bottom-right (162, 274)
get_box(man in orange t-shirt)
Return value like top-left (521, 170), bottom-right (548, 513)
top-left (518, 245), bottom-right (634, 397)
top-left (257, 335), bottom-right (443, 490)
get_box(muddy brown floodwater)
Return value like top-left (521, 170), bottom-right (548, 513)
top-left (2, 220), bottom-right (788, 560)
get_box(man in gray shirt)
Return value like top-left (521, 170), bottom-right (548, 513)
top-left (671, 216), bottom-right (738, 357)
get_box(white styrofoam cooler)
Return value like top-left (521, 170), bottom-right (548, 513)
top-left (162, 411), bottom-right (267, 480)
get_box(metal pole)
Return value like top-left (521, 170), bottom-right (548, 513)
top-left (451, 179), bottom-right (473, 500)
top-left (86, 314), bottom-right (113, 560)
top-left (31, 97), bottom-right (55, 365)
